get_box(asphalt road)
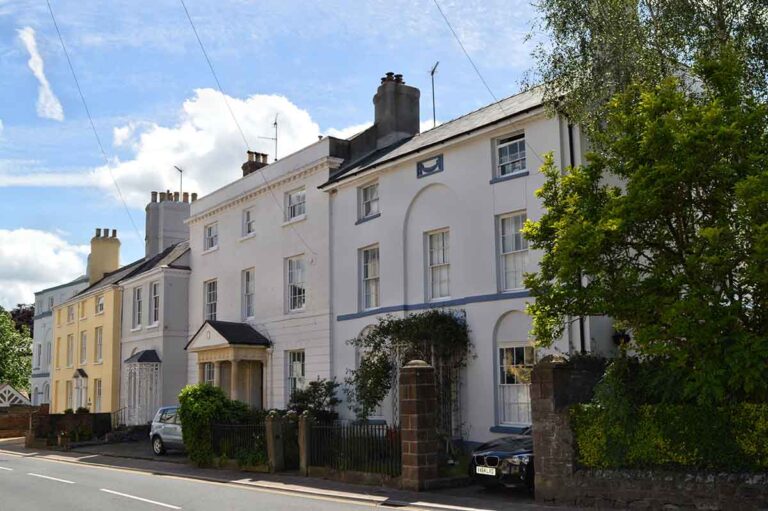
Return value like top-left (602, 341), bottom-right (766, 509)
top-left (0, 451), bottom-right (382, 511)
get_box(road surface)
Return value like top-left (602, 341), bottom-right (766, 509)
top-left (0, 450), bottom-right (382, 511)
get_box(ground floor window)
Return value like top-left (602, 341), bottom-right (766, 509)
top-left (286, 350), bottom-right (305, 400)
top-left (93, 378), bottom-right (102, 412)
top-left (203, 362), bottom-right (214, 384)
top-left (65, 380), bottom-right (73, 410)
top-left (43, 383), bottom-right (49, 404)
top-left (497, 344), bottom-right (534, 425)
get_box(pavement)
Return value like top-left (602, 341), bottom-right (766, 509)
top-left (0, 437), bottom-right (576, 511)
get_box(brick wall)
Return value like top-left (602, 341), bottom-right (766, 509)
top-left (0, 405), bottom-right (41, 438)
top-left (531, 356), bottom-right (768, 510)
top-left (399, 360), bottom-right (438, 491)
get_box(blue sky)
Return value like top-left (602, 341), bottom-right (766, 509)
top-left (0, 0), bottom-right (540, 307)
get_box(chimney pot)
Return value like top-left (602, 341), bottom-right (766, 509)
top-left (102, 227), bottom-right (109, 237)
top-left (386, 72), bottom-right (395, 81)
top-left (247, 151), bottom-right (257, 162)
top-left (111, 229), bottom-right (117, 238)
top-left (395, 74), bottom-right (403, 83)
top-left (183, 192), bottom-right (189, 203)
top-left (159, 192), bottom-right (166, 201)
top-left (95, 228), bottom-right (102, 237)
top-left (173, 191), bottom-right (180, 201)
top-left (191, 193), bottom-right (198, 201)
top-left (151, 191), bottom-right (158, 203)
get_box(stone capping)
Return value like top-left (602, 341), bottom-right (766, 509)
top-left (531, 356), bottom-right (768, 510)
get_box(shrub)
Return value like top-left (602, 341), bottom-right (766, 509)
top-left (75, 407), bottom-right (89, 414)
top-left (63, 408), bottom-right (73, 414)
top-left (178, 383), bottom-right (252, 466)
top-left (287, 378), bottom-right (340, 422)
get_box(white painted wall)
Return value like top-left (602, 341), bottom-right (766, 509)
top-left (327, 111), bottom-right (612, 443)
top-left (187, 139), bottom-right (342, 409)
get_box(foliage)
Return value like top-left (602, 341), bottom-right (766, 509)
top-left (236, 446), bottom-right (268, 468)
top-left (75, 407), bottom-right (90, 414)
top-left (571, 357), bottom-right (768, 471)
top-left (63, 408), bottom-right (73, 414)
top-left (178, 383), bottom-right (253, 466)
top-left (345, 309), bottom-right (471, 436)
top-left (530, 0), bottom-right (768, 138)
top-left (287, 377), bottom-right (340, 422)
top-left (9, 304), bottom-right (34, 336)
top-left (0, 307), bottom-right (32, 391)
top-left (572, 403), bottom-right (768, 471)
top-left (524, 52), bottom-right (768, 404)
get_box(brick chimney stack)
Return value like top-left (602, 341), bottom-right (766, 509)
top-left (373, 72), bottom-right (420, 149)
top-left (242, 151), bottom-right (269, 177)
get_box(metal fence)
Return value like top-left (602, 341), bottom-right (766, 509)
top-left (309, 421), bottom-right (401, 477)
top-left (211, 422), bottom-right (268, 466)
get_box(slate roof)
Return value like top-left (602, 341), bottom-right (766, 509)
top-left (75, 241), bottom-right (190, 297)
top-left (35, 274), bottom-right (89, 295)
top-left (125, 349), bottom-right (161, 364)
top-left (73, 368), bottom-right (88, 378)
top-left (185, 320), bottom-right (271, 350)
top-left (321, 87), bottom-right (544, 187)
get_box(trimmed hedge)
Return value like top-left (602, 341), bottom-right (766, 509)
top-left (571, 403), bottom-right (768, 471)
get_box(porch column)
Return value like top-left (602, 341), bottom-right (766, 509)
top-left (230, 360), bottom-right (240, 402)
top-left (198, 363), bottom-right (205, 384)
top-left (214, 361), bottom-right (222, 387)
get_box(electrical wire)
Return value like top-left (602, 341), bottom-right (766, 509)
top-left (431, 0), bottom-right (545, 166)
top-left (45, 0), bottom-right (143, 241)
top-left (179, 0), bottom-right (318, 257)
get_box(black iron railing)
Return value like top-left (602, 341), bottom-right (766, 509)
top-left (211, 422), bottom-right (267, 466)
top-left (309, 421), bottom-right (401, 476)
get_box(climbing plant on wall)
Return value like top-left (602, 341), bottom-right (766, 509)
top-left (345, 309), bottom-right (472, 440)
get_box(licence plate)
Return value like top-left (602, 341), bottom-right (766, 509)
top-left (476, 466), bottom-right (496, 476)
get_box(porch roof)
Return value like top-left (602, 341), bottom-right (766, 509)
top-left (125, 349), bottom-right (161, 364)
top-left (185, 320), bottom-right (271, 351)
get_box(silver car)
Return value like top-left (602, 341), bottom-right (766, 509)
top-left (150, 406), bottom-right (183, 455)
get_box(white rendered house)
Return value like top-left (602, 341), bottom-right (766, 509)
top-left (31, 276), bottom-right (89, 406)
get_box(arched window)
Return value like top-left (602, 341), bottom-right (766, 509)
top-left (43, 383), bottom-right (50, 404)
top-left (32, 386), bottom-right (39, 406)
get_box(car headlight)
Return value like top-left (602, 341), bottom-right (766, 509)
top-left (509, 455), bottom-right (530, 465)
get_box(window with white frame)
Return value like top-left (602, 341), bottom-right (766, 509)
top-left (499, 212), bottom-right (529, 290)
top-left (286, 350), bottom-right (305, 398)
top-left (150, 281), bottom-right (160, 325)
top-left (55, 338), bottom-right (61, 369)
top-left (67, 305), bottom-right (75, 323)
top-left (66, 334), bottom-right (74, 367)
top-left (496, 134), bottom-right (526, 177)
top-left (34, 344), bottom-right (41, 369)
top-left (79, 331), bottom-right (87, 364)
top-left (360, 246), bottom-right (380, 310)
top-left (359, 182), bottom-right (379, 220)
top-left (427, 230), bottom-right (450, 300)
top-left (79, 301), bottom-right (87, 319)
top-left (203, 362), bottom-right (214, 384)
top-left (204, 222), bottom-right (218, 250)
top-left (132, 287), bottom-right (143, 328)
top-left (285, 188), bottom-right (306, 221)
top-left (243, 208), bottom-right (255, 236)
top-left (93, 378), bottom-right (102, 412)
top-left (242, 268), bottom-right (255, 319)
top-left (45, 342), bottom-right (51, 367)
top-left (204, 280), bottom-right (217, 321)
top-left (94, 327), bottom-right (103, 363)
top-left (497, 344), bottom-right (535, 425)
top-left (43, 383), bottom-right (49, 403)
top-left (286, 256), bottom-right (306, 311)
top-left (95, 294), bottom-right (104, 314)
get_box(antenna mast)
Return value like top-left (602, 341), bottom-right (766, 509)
top-left (256, 114), bottom-right (279, 162)
top-left (430, 61), bottom-right (439, 128)
top-left (174, 165), bottom-right (183, 195)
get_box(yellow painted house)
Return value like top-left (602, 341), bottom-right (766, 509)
top-left (51, 228), bottom-right (127, 413)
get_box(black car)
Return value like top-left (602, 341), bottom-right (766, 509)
top-left (469, 430), bottom-right (534, 490)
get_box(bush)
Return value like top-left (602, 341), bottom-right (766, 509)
top-left (178, 384), bottom-right (253, 466)
top-left (287, 378), bottom-right (340, 422)
top-left (63, 408), bottom-right (73, 414)
top-left (75, 407), bottom-right (89, 414)
top-left (572, 402), bottom-right (768, 471)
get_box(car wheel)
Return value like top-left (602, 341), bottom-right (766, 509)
top-left (152, 435), bottom-right (166, 456)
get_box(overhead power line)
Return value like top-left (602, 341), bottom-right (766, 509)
top-left (45, 0), bottom-right (143, 241)
top-left (178, 0), bottom-right (317, 256)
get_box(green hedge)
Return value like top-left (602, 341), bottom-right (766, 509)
top-left (571, 403), bottom-right (768, 471)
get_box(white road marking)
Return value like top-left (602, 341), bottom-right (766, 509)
top-left (0, 466), bottom-right (12, 471)
top-left (100, 489), bottom-right (181, 509)
top-left (27, 472), bottom-right (75, 484)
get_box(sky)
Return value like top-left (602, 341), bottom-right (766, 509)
top-left (0, 0), bottom-right (541, 308)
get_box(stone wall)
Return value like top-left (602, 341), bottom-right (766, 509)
top-left (531, 357), bottom-right (768, 511)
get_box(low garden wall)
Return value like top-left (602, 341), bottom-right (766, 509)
top-left (35, 411), bottom-right (112, 444)
top-left (531, 357), bottom-right (768, 510)
top-left (0, 405), bottom-right (41, 438)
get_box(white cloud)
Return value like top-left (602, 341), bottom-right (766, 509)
top-left (324, 122), bottom-right (372, 140)
top-left (17, 27), bottom-right (64, 121)
top-left (0, 119), bottom-right (4, 136)
top-left (0, 229), bottom-right (88, 308)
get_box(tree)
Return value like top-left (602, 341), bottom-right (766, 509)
top-left (524, 50), bottom-right (768, 404)
top-left (10, 304), bottom-right (34, 337)
top-left (0, 307), bottom-right (33, 391)
top-left (530, 0), bottom-right (768, 138)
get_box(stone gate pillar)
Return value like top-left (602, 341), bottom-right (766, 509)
top-left (399, 360), bottom-right (438, 491)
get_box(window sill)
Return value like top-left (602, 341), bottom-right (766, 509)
top-left (427, 296), bottom-right (453, 304)
top-left (146, 323), bottom-right (159, 330)
top-left (490, 424), bottom-right (531, 435)
top-left (95, 311), bottom-right (104, 316)
top-left (286, 308), bottom-right (306, 315)
top-left (355, 212), bottom-right (381, 225)
top-left (130, 327), bottom-right (142, 332)
top-left (239, 232), bottom-right (256, 242)
top-left (489, 170), bottom-right (529, 184)
top-left (360, 306), bottom-right (382, 314)
top-left (94, 361), bottom-right (103, 365)
top-left (282, 214), bottom-right (306, 227)
top-left (202, 246), bottom-right (220, 255)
